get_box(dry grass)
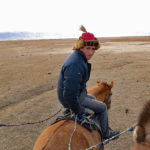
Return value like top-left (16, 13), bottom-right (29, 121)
top-left (0, 37), bottom-right (150, 150)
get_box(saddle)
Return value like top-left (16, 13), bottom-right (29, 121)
top-left (52, 108), bottom-right (102, 135)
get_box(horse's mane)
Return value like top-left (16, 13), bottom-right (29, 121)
top-left (101, 82), bottom-right (111, 90)
top-left (97, 81), bottom-right (113, 90)
top-left (87, 81), bottom-right (110, 96)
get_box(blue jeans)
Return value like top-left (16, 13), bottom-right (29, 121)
top-left (79, 91), bottom-right (109, 137)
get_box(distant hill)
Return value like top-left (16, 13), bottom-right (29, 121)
top-left (0, 32), bottom-right (78, 40)
top-left (0, 32), bottom-right (47, 40)
top-left (98, 36), bottom-right (150, 42)
top-left (0, 32), bottom-right (150, 41)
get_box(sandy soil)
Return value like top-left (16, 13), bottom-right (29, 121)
top-left (0, 37), bottom-right (150, 150)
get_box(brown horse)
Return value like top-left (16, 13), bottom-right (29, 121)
top-left (131, 100), bottom-right (150, 150)
top-left (33, 81), bottom-right (114, 150)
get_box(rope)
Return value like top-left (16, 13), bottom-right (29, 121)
top-left (68, 115), bottom-right (78, 150)
top-left (86, 123), bottom-right (137, 150)
top-left (0, 107), bottom-right (62, 127)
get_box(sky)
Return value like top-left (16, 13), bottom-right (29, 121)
top-left (0, 0), bottom-right (150, 38)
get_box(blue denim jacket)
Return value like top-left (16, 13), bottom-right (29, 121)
top-left (57, 50), bottom-right (91, 114)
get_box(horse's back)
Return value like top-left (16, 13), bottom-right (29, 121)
top-left (33, 120), bottom-right (65, 150)
top-left (33, 120), bottom-right (101, 150)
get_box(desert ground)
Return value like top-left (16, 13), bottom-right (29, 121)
top-left (0, 37), bottom-right (150, 150)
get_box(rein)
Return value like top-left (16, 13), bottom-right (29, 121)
top-left (102, 82), bottom-right (112, 106)
top-left (68, 115), bottom-right (78, 150)
top-left (0, 107), bottom-right (62, 127)
top-left (86, 123), bottom-right (137, 150)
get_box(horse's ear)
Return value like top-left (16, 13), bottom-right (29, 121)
top-left (97, 80), bottom-right (100, 84)
top-left (133, 126), bottom-right (145, 143)
top-left (109, 81), bottom-right (114, 88)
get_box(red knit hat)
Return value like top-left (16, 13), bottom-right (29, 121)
top-left (73, 25), bottom-right (100, 50)
top-left (81, 32), bottom-right (96, 41)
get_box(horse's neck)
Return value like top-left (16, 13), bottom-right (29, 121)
top-left (88, 85), bottom-right (104, 96)
top-left (88, 86), bottom-right (107, 104)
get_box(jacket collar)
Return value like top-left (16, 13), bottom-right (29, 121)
top-left (76, 49), bottom-right (87, 62)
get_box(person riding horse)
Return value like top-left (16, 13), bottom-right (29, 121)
top-left (57, 25), bottom-right (120, 139)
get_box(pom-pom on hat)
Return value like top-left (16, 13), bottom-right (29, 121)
top-left (73, 25), bottom-right (100, 50)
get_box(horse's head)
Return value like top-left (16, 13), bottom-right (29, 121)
top-left (88, 81), bottom-right (113, 110)
top-left (96, 81), bottom-right (113, 109)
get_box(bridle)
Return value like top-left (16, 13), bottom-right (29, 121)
top-left (103, 82), bottom-right (112, 108)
